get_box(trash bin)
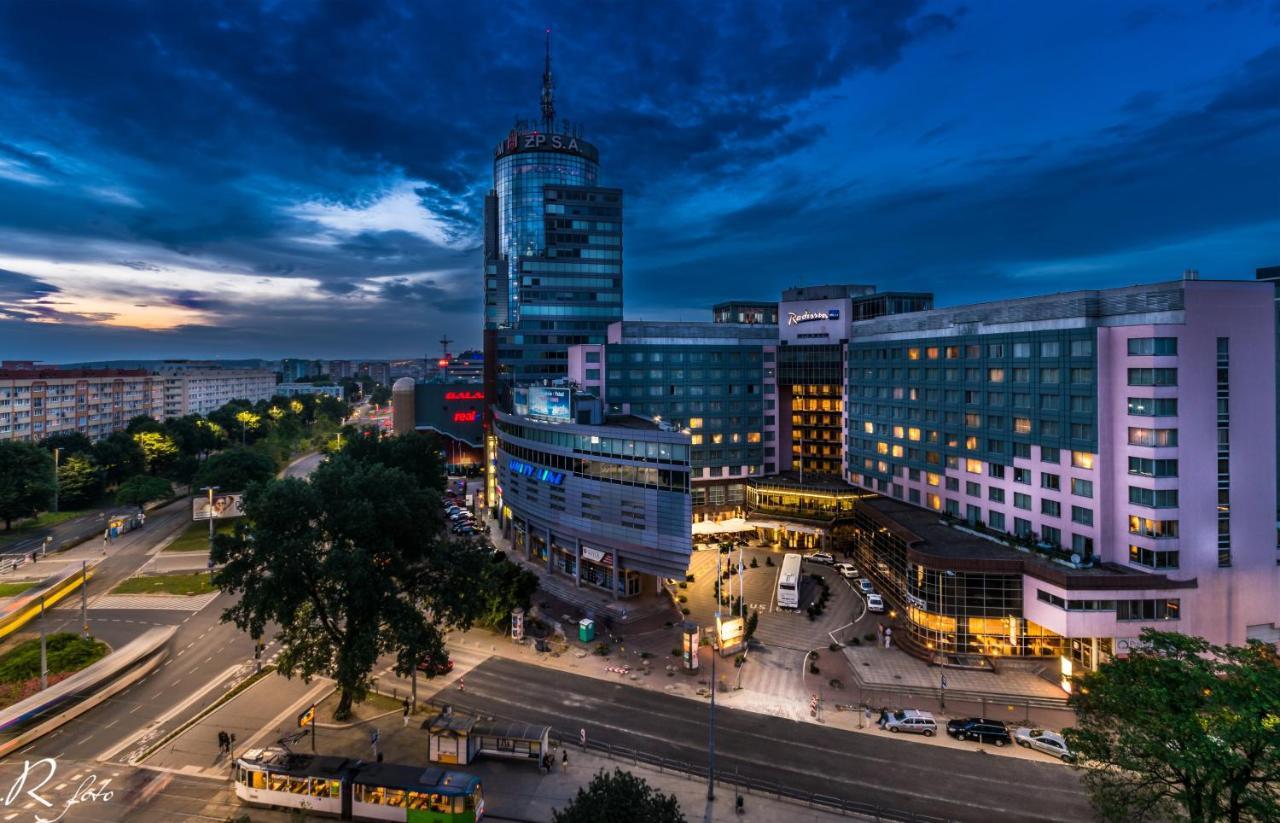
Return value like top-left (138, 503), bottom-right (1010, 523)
top-left (578, 619), bottom-right (595, 643)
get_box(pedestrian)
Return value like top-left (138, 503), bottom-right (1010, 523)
top-left (402, 698), bottom-right (411, 727)
top-left (139, 513), bottom-right (146, 528)
top-left (217, 730), bottom-right (227, 754)
top-left (862, 706), bottom-right (871, 729)
top-left (457, 678), bottom-right (465, 692)
top-left (102, 536), bottom-right (108, 556)
top-left (878, 708), bottom-right (889, 728)
top-left (561, 749), bottom-right (568, 773)
top-left (884, 627), bottom-right (893, 649)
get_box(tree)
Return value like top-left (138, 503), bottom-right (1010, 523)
top-left (1066, 630), bottom-right (1280, 823)
top-left (39, 431), bottom-right (94, 458)
top-left (92, 432), bottom-right (146, 487)
top-left (0, 442), bottom-right (56, 529)
top-left (57, 453), bottom-right (103, 509)
top-left (476, 551), bottom-right (539, 628)
top-left (338, 430), bottom-right (446, 492)
top-left (369, 385), bottom-right (392, 407)
top-left (114, 475), bottom-right (173, 508)
top-left (132, 431), bottom-right (179, 475)
top-left (125, 414), bottom-right (165, 435)
top-left (193, 447), bottom-right (277, 492)
top-left (552, 769), bottom-right (686, 823)
top-left (212, 456), bottom-right (491, 720)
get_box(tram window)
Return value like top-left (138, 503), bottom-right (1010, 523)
top-left (269, 774), bottom-right (290, 792)
top-left (327, 779), bottom-right (341, 798)
top-left (383, 789), bottom-right (406, 808)
top-left (406, 791), bottom-right (425, 809)
top-left (250, 770), bottom-right (266, 790)
top-left (454, 796), bottom-right (466, 813)
top-left (353, 785), bottom-right (365, 803)
top-left (430, 793), bottom-right (449, 812)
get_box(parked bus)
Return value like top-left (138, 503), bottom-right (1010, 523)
top-left (234, 746), bottom-right (483, 822)
top-left (776, 552), bottom-right (802, 609)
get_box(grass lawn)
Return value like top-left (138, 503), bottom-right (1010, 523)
top-left (0, 633), bottom-right (109, 709)
top-left (0, 509), bottom-right (93, 545)
top-left (0, 582), bottom-right (35, 599)
top-left (165, 520), bottom-right (232, 552)
top-left (112, 572), bottom-right (216, 596)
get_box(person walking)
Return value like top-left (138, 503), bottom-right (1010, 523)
top-left (402, 698), bottom-right (411, 727)
top-left (217, 730), bottom-right (227, 754)
top-left (561, 749), bottom-right (568, 774)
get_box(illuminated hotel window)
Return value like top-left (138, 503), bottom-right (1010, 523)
top-left (892, 445), bottom-right (904, 458)
top-left (712, 434), bottom-right (724, 444)
top-left (926, 472), bottom-right (941, 487)
top-left (689, 417), bottom-right (703, 428)
top-left (863, 421), bottom-right (874, 434)
top-left (691, 434), bottom-right (703, 445)
top-left (1014, 417), bottom-right (1032, 434)
top-left (908, 427), bottom-right (922, 441)
top-left (926, 347), bottom-right (940, 359)
top-left (1071, 451), bottom-right (1094, 470)
top-left (965, 435), bottom-right (978, 450)
top-left (988, 368), bottom-right (1005, 383)
top-left (966, 458), bottom-right (983, 474)
top-left (876, 442), bottom-right (889, 455)
top-left (893, 425), bottom-right (905, 439)
top-left (908, 347), bottom-right (921, 360)
top-left (927, 493), bottom-right (942, 510)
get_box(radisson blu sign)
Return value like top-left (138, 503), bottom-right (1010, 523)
top-left (787, 308), bottom-right (840, 326)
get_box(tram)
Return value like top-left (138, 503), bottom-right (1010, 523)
top-left (233, 746), bottom-right (484, 822)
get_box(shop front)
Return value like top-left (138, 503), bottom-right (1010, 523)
top-left (579, 546), bottom-right (614, 593)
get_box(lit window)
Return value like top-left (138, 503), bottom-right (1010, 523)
top-left (908, 427), bottom-right (922, 441)
top-left (1014, 418), bottom-right (1031, 434)
top-left (966, 458), bottom-right (983, 474)
top-left (690, 434), bottom-right (703, 445)
top-left (712, 434), bottom-right (724, 444)
top-left (863, 421), bottom-right (874, 434)
top-left (893, 425), bottom-right (905, 439)
top-left (891, 445), bottom-right (905, 457)
top-left (876, 442), bottom-right (889, 455)
top-left (907, 347), bottom-right (921, 360)
top-left (965, 436), bottom-right (978, 450)
top-left (690, 418), bottom-right (703, 429)
top-left (747, 432), bottom-right (762, 443)
top-left (926, 472), bottom-right (941, 487)
top-left (1071, 451), bottom-right (1094, 470)
top-left (926, 347), bottom-right (940, 360)
top-left (988, 368), bottom-right (1005, 383)
top-left (927, 493), bottom-right (942, 511)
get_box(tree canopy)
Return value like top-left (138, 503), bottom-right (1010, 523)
top-left (552, 769), bottom-right (686, 823)
top-left (114, 475), bottom-right (173, 508)
top-left (0, 442), bottom-right (56, 529)
top-left (57, 453), bottom-right (103, 509)
top-left (193, 447), bottom-right (277, 493)
top-left (1066, 630), bottom-right (1280, 823)
top-left (335, 429), bottom-right (446, 492)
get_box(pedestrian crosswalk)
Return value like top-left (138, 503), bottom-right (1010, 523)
top-left (88, 592), bottom-right (221, 612)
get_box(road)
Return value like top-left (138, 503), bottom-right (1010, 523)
top-left (441, 656), bottom-right (1092, 823)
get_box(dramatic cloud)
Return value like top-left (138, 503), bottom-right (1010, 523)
top-left (0, 1), bottom-right (1274, 360)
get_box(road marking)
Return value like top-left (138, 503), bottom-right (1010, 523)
top-left (75, 735), bottom-right (93, 746)
top-left (96, 663), bottom-right (244, 762)
top-left (102, 720), bottom-right (118, 729)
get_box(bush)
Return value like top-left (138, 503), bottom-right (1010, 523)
top-left (677, 595), bottom-right (687, 604)
top-left (677, 582), bottom-right (687, 589)
top-left (828, 641), bottom-right (840, 652)
top-left (765, 556), bottom-right (774, 567)
top-left (749, 557), bottom-right (758, 568)
top-left (828, 678), bottom-right (843, 690)
top-left (809, 663), bottom-right (820, 675)
top-left (681, 608), bottom-right (690, 616)
top-left (593, 642), bottom-right (611, 656)
top-left (685, 574), bottom-right (695, 583)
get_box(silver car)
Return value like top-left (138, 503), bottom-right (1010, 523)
top-left (883, 709), bottom-right (937, 737)
top-left (1014, 727), bottom-right (1076, 762)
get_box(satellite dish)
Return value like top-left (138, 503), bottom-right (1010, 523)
top-left (1070, 553), bottom-right (1082, 565)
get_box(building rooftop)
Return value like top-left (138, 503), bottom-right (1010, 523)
top-left (0, 369), bottom-right (150, 379)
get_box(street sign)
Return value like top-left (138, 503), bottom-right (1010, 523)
top-left (297, 703), bottom-right (316, 728)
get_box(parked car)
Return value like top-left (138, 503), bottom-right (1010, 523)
top-left (1014, 727), bottom-right (1076, 761)
top-left (946, 718), bottom-right (1012, 746)
top-left (865, 593), bottom-right (885, 613)
top-left (882, 709), bottom-right (937, 736)
top-left (833, 563), bottom-right (858, 579)
top-left (416, 657), bottom-right (454, 677)
top-left (856, 578), bottom-right (875, 595)
top-left (805, 552), bottom-right (835, 565)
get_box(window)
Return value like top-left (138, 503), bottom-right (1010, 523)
top-left (966, 481), bottom-right (982, 497)
top-left (1070, 368), bottom-right (1092, 384)
top-left (1037, 590), bottom-right (1066, 609)
top-left (1127, 368), bottom-right (1177, 386)
top-left (1040, 341), bottom-right (1060, 357)
top-left (1041, 447), bottom-right (1059, 464)
top-left (1129, 545), bottom-right (1179, 569)
top-left (965, 413), bottom-right (981, 428)
top-left (966, 458), bottom-right (983, 474)
top-left (1012, 393), bottom-right (1031, 408)
top-left (1014, 492), bottom-right (1032, 511)
top-left (1128, 337), bottom-right (1177, 356)
top-left (1041, 525), bottom-right (1061, 546)
top-left (1013, 342), bottom-right (1031, 358)
top-left (1014, 517), bottom-right (1032, 537)
top-left (988, 368), bottom-right (1005, 383)
top-left (988, 487), bottom-right (1005, 503)
top-left (1040, 394), bottom-right (1060, 411)
top-left (1070, 423), bottom-right (1093, 440)
top-left (1014, 467), bottom-right (1031, 484)
top-left (1128, 487), bottom-right (1179, 508)
top-left (1040, 368), bottom-right (1060, 384)
top-left (1070, 395), bottom-right (1093, 413)
top-left (1013, 368), bottom-right (1031, 384)
top-left (1128, 456), bottom-right (1178, 477)
top-left (1071, 478), bottom-right (1093, 498)
top-left (1128, 427), bottom-right (1178, 447)
top-left (1128, 516), bottom-right (1178, 538)
top-left (1070, 339), bottom-right (1093, 357)
top-left (1117, 599), bottom-right (1180, 621)
top-left (1041, 473), bottom-right (1060, 491)
top-left (988, 343), bottom-right (1005, 358)
top-left (1041, 499), bottom-right (1061, 517)
top-left (1072, 533), bottom-right (1094, 558)
top-left (1013, 442), bottom-right (1031, 459)
top-left (988, 511), bottom-right (1005, 531)
top-left (988, 463), bottom-right (1005, 479)
top-left (1127, 397), bottom-right (1178, 416)
top-left (1071, 506), bottom-right (1093, 526)
top-left (1014, 417), bottom-right (1032, 434)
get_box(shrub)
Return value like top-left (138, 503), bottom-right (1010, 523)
top-left (677, 582), bottom-right (687, 589)
top-left (828, 641), bottom-right (840, 652)
top-left (809, 663), bottom-right (820, 675)
top-left (593, 642), bottom-right (611, 656)
top-left (765, 556), bottom-right (774, 567)
top-left (681, 608), bottom-right (690, 615)
top-left (685, 574), bottom-right (695, 583)
top-left (749, 557), bottom-right (758, 568)
top-left (677, 595), bottom-right (687, 604)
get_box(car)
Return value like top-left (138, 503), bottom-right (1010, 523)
top-left (865, 593), bottom-right (885, 613)
top-left (451, 524), bottom-right (477, 535)
top-left (882, 709), bottom-right (937, 736)
top-left (450, 511), bottom-right (473, 521)
top-left (833, 563), bottom-right (858, 579)
top-left (805, 552), bottom-right (835, 565)
top-left (946, 717), bottom-right (1012, 746)
top-left (416, 657), bottom-right (454, 677)
top-left (1014, 728), bottom-right (1076, 761)
top-left (856, 578), bottom-right (875, 595)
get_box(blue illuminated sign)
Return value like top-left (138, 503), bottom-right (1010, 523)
top-left (508, 459), bottom-right (564, 486)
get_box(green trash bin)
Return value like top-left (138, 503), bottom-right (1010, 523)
top-left (578, 618), bottom-right (595, 643)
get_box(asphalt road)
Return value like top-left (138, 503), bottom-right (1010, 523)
top-left (441, 656), bottom-right (1092, 823)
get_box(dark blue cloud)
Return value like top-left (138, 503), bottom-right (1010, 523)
top-left (0, 1), bottom-right (1274, 359)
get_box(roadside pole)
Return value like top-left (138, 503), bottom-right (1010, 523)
top-left (39, 596), bottom-right (47, 691)
top-left (80, 560), bottom-right (89, 639)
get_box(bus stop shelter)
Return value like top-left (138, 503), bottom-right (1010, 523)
top-left (425, 711), bottom-right (549, 767)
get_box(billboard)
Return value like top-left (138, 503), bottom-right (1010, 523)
top-left (193, 493), bottom-right (245, 521)
top-left (527, 386), bottom-right (571, 421)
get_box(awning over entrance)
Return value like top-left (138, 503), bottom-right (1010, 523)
top-left (744, 518), bottom-right (825, 536)
top-left (692, 517), bottom-right (756, 536)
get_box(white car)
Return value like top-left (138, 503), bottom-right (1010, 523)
top-left (833, 563), bottom-right (858, 579)
top-left (857, 578), bottom-right (875, 595)
top-left (882, 709), bottom-right (936, 736)
top-left (865, 593), bottom-right (885, 613)
top-left (1014, 727), bottom-right (1076, 762)
top-left (805, 552), bottom-right (835, 565)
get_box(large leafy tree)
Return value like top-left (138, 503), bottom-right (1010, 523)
top-left (57, 453), bottom-right (103, 509)
top-left (0, 442), bottom-right (56, 529)
top-left (1066, 630), bottom-right (1280, 823)
top-left (115, 475), bottom-right (173, 508)
top-left (193, 447), bottom-right (277, 492)
top-left (92, 432), bottom-right (146, 487)
top-left (553, 769), bottom-right (686, 823)
top-left (132, 431), bottom-right (179, 475)
top-left (213, 455), bottom-right (491, 720)
top-left (39, 431), bottom-right (95, 458)
top-left (338, 430), bottom-right (446, 492)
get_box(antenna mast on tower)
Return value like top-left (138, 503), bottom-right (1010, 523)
top-left (541, 28), bottom-right (556, 129)
top-left (438, 335), bottom-right (453, 359)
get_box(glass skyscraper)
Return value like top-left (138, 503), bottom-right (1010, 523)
top-left (483, 37), bottom-right (623, 397)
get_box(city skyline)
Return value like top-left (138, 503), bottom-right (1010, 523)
top-left (0, 1), bottom-right (1277, 361)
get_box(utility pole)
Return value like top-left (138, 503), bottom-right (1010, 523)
top-left (51, 447), bottom-right (61, 513)
top-left (708, 609), bottom-right (718, 802)
top-left (39, 596), bottom-right (47, 691)
top-left (200, 486), bottom-right (220, 552)
top-left (80, 560), bottom-right (89, 639)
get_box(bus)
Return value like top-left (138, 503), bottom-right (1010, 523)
top-left (776, 552), bottom-right (802, 609)
top-left (234, 746), bottom-right (484, 822)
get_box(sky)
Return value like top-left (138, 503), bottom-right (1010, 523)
top-left (0, 0), bottom-right (1277, 362)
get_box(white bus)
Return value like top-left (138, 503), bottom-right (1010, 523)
top-left (777, 552), bottom-right (802, 609)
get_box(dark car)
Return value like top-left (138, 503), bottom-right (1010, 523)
top-left (946, 717), bottom-right (1012, 746)
top-left (416, 657), bottom-right (454, 677)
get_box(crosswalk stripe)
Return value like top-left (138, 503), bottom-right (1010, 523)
top-left (88, 593), bottom-right (220, 612)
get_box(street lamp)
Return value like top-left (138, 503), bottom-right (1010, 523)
top-left (708, 608), bottom-right (718, 802)
top-left (51, 447), bottom-right (61, 514)
top-left (200, 485), bottom-right (220, 553)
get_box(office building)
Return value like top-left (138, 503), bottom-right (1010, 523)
top-left (274, 383), bottom-right (345, 401)
top-left (568, 320), bottom-right (778, 517)
top-left (841, 276), bottom-right (1278, 660)
top-left (358, 361), bottom-right (391, 386)
top-left (156, 368), bottom-right (277, 418)
top-left (483, 35), bottom-right (623, 402)
top-left (0, 369), bottom-right (161, 443)
top-left (493, 387), bottom-right (691, 599)
top-left (391, 379), bottom-right (484, 473)
top-left (713, 301), bottom-right (778, 325)
top-left (328, 360), bottom-right (355, 380)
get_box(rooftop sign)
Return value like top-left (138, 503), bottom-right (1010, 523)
top-left (787, 308), bottom-right (840, 326)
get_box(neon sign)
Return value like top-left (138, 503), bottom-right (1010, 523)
top-left (445, 391), bottom-right (484, 401)
top-left (453, 411), bottom-right (478, 423)
top-left (508, 459), bottom-right (564, 485)
top-left (787, 308), bottom-right (840, 326)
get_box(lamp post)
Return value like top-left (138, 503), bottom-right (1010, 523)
top-left (708, 608), bottom-right (719, 802)
top-left (200, 485), bottom-right (220, 552)
top-left (51, 447), bottom-right (61, 514)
